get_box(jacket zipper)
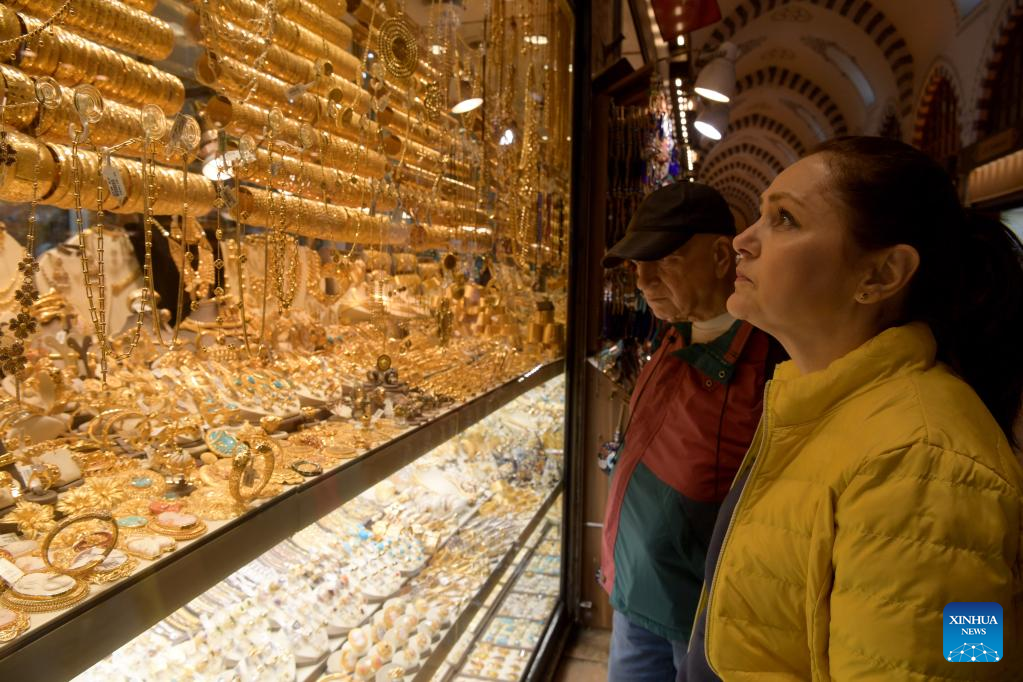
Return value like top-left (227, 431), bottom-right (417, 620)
top-left (704, 380), bottom-right (773, 677)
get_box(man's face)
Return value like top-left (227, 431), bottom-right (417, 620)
top-left (634, 234), bottom-right (725, 322)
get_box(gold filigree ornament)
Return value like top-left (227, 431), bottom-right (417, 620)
top-left (0, 608), bottom-right (29, 642)
top-left (377, 17), bottom-right (419, 80)
top-left (2, 500), bottom-right (56, 539)
top-left (422, 81), bottom-right (444, 117)
top-left (56, 486), bottom-right (103, 517)
top-left (82, 477), bottom-right (127, 510)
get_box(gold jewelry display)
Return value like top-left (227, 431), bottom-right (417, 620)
top-left (0, 573), bottom-right (90, 613)
top-left (119, 534), bottom-right (175, 561)
top-left (3, 0), bottom-right (175, 62)
top-left (378, 17), bottom-right (419, 80)
top-left (40, 510), bottom-right (118, 576)
top-left (290, 460), bottom-right (322, 477)
top-left (4, 10), bottom-right (185, 115)
top-left (229, 436), bottom-right (277, 504)
top-left (0, 609), bottom-right (30, 642)
top-left (150, 512), bottom-right (207, 541)
top-left (2, 499), bottom-right (56, 539)
top-left (81, 549), bottom-right (137, 584)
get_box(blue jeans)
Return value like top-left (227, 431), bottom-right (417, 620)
top-left (608, 610), bottom-right (687, 682)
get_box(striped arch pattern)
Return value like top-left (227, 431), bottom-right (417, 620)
top-left (699, 140), bottom-right (788, 177)
top-left (702, 0), bottom-right (915, 116)
top-left (736, 67), bottom-right (849, 135)
top-left (726, 112), bottom-right (809, 156)
top-left (911, 60), bottom-right (964, 151)
top-left (973, 0), bottom-right (1023, 136)
top-left (717, 174), bottom-right (765, 200)
top-left (718, 185), bottom-right (760, 224)
top-left (703, 160), bottom-right (775, 190)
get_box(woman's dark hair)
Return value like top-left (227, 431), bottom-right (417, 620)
top-left (813, 135), bottom-right (1023, 446)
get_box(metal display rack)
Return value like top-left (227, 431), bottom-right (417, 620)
top-left (0, 360), bottom-right (565, 682)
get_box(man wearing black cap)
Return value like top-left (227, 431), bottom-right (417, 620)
top-left (599, 182), bottom-right (780, 681)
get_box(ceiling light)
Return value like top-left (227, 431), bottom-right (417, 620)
top-left (676, 35), bottom-right (685, 46)
top-left (430, 44), bottom-right (445, 55)
top-left (694, 42), bottom-right (737, 103)
top-left (451, 97), bottom-right (483, 114)
top-left (674, 77), bottom-right (682, 87)
top-left (499, 128), bottom-right (515, 145)
top-left (694, 104), bottom-right (729, 140)
top-left (525, 35), bottom-right (548, 46)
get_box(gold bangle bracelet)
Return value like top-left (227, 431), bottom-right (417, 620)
top-left (228, 437), bottom-right (277, 503)
top-left (41, 511), bottom-right (119, 577)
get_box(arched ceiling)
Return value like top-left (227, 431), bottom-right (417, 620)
top-left (683, 0), bottom-right (993, 221)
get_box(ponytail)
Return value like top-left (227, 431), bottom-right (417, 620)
top-left (815, 137), bottom-right (1023, 446)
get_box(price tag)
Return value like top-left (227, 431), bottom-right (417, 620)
top-left (0, 557), bottom-right (25, 586)
top-left (221, 186), bottom-right (238, 210)
top-left (15, 464), bottom-right (33, 483)
top-left (102, 157), bottom-right (126, 200)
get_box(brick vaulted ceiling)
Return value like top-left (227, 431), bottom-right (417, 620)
top-left (685, 0), bottom-right (1017, 226)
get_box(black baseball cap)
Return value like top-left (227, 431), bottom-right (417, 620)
top-left (602, 181), bottom-right (735, 267)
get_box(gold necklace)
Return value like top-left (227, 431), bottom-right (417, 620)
top-left (71, 130), bottom-right (109, 381)
top-left (0, 138), bottom-right (42, 389)
top-left (39, 255), bottom-right (71, 295)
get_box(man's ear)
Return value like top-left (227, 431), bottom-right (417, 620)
top-left (712, 235), bottom-right (734, 278)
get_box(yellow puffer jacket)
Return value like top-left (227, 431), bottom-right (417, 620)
top-left (702, 323), bottom-right (1023, 681)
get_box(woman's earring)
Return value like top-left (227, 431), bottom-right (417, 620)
top-left (734, 253), bottom-right (744, 264)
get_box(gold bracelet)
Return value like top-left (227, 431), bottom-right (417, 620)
top-left (0, 578), bottom-right (90, 613)
top-left (41, 511), bottom-right (118, 577)
top-left (228, 437), bottom-right (277, 503)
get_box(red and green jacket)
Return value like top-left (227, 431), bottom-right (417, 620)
top-left (600, 320), bottom-right (777, 642)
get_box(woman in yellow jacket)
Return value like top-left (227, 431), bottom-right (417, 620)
top-left (680, 137), bottom-right (1023, 682)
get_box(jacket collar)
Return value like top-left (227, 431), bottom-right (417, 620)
top-left (769, 322), bottom-right (937, 426)
top-left (669, 320), bottom-right (753, 385)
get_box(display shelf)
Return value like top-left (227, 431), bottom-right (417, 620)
top-left (0, 359), bottom-right (564, 682)
top-left (294, 493), bottom-right (492, 682)
top-left (436, 511), bottom-right (562, 682)
top-left (409, 486), bottom-right (563, 682)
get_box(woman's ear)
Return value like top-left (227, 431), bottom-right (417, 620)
top-left (861, 244), bottom-right (920, 302)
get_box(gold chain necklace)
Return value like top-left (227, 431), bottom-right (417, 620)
top-left (71, 129), bottom-right (111, 382)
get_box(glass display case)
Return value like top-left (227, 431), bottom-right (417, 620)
top-left (1, 368), bottom-right (566, 681)
top-left (0, 0), bottom-right (579, 677)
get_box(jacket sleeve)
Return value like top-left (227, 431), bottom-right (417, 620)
top-left (828, 442), bottom-right (1023, 681)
